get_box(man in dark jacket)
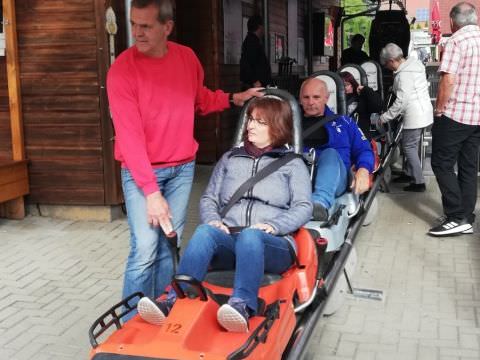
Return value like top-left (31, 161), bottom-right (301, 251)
top-left (341, 34), bottom-right (370, 65)
top-left (300, 78), bottom-right (374, 221)
top-left (240, 15), bottom-right (272, 89)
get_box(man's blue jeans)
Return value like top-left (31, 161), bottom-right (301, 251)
top-left (121, 161), bottom-right (195, 319)
top-left (313, 148), bottom-right (348, 209)
top-left (174, 224), bottom-right (293, 314)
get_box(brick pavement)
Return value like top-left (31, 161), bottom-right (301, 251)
top-left (307, 178), bottom-right (480, 360)
top-left (0, 166), bottom-right (478, 360)
top-left (0, 165), bottom-right (212, 360)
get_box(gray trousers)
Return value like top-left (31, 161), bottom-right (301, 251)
top-left (402, 128), bottom-right (425, 184)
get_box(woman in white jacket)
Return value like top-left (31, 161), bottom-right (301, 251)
top-left (379, 43), bottom-right (433, 192)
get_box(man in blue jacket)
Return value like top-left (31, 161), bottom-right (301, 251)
top-left (300, 78), bottom-right (374, 220)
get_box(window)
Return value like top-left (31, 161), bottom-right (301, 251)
top-left (416, 8), bottom-right (429, 22)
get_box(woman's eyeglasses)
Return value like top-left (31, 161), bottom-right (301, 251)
top-left (247, 116), bottom-right (268, 126)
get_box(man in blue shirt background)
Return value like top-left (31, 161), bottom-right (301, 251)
top-left (300, 78), bottom-right (374, 220)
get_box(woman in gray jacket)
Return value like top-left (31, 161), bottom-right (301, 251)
top-left (136, 97), bottom-right (313, 333)
top-left (379, 43), bottom-right (433, 192)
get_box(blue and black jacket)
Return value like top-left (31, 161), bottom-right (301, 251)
top-left (302, 106), bottom-right (374, 173)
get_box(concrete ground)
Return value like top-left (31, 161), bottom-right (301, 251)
top-left (0, 165), bottom-right (478, 360)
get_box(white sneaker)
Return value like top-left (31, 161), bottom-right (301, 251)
top-left (217, 303), bottom-right (249, 333)
top-left (137, 297), bottom-right (169, 325)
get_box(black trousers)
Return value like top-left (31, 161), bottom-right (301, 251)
top-left (431, 115), bottom-right (480, 222)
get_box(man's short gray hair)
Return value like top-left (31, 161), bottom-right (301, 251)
top-left (131, 0), bottom-right (174, 23)
top-left (300, 77), bottom-right (328, 97)
top-left (379, 43), bottom-right (404, 66)
top-left (450, 2), bottom-right (478, 27)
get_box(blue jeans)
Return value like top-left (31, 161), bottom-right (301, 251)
top-left (121, 161), bottom-right (195, 319)
top-left (173, 224), bottom-right (293, 314)
top-left (313, 148), bottom-right (348, 209)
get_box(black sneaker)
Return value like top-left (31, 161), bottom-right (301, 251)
top-left (435, 215), bottom-right (447, 224)
top-left (393, 174), bottom-right (413, 183)
top-left (462, 227), bottom-right (474, 234)
top-left (434, 215), bottom-right (473, 234)
top-left (137, 297), bottom-right (174, 325)
top-left (217, 297), bottom-right (250, 333)
top-left (428, 218), bottom-right (472, 237)
top-left (313, 203), bottom-right (329, 221)
top-left (403, 183), bottom-right (426, 192)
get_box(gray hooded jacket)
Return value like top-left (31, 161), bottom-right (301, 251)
top-left (200, 145), bottom-right (313, 247)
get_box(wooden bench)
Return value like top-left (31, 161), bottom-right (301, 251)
top-left (0, 160), bottom-right (29, 219)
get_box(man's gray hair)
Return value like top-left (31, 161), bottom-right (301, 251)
top-left (131, 0), bottom-right (174, 23)
top-left (379, 43), bottom-right (404, 66)
top-left (450, 2), bottom-right (478, 27)
top-left (300, 77), bottom-right (328, 96)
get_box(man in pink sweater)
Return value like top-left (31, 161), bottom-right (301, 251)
top-left (107, 0), bottom-right (262, 319)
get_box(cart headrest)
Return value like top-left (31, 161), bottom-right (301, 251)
top-left (361, 60), bottom-right (384, 102)
top-left (309, 71), bottom-right (346, 115)
top-left (338, 63), bottom-right (369, 87)
top-left (233, 88), bottom-right (303, 154)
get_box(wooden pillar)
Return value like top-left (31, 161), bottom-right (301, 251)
top-left (4, 0), bottom-right (24, 161)
top-left (1, 0), bottom-right (27, 219)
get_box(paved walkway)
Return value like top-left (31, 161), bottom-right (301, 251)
top-left (0, 166), bottom-right (478, 360)
top-left (309, 178), bottom-right (480, 360)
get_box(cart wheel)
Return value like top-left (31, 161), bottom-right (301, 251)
top-left (323, 246), bottom-right (357, 316)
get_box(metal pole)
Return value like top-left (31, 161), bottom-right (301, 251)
top-left (125, 0), bottom-right (133, 47)
top-left (307, 0), bottom-right (313, 75)
top-left (263, 0), bottom-right (270, 62)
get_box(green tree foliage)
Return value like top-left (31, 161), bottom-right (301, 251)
top-left (342, 0), bottom-right (373, 54)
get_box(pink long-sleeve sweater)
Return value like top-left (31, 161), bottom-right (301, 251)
top-left (107, 41), bottom-right (230, 196)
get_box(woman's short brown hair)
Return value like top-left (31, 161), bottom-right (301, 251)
top-left (244, 97), bottom-right (293, 148)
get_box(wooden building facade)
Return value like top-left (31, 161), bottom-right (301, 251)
top-left (1, 0), bottom-right (122, 211)
top-left (0, 0), bottom-right (339, 213)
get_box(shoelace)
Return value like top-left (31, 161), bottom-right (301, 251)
top-left (435, 215), bottom-right (447, 224)
top-left (228, 297), bottom-right (249, 317)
